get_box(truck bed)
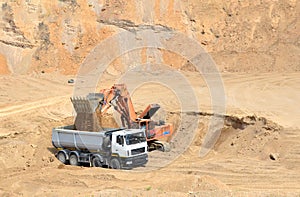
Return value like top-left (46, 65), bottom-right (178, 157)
top-left (52, 125), bottom-right (123, 151)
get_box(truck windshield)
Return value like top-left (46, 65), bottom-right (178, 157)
top-left (125, 132), bottom-right (146, 145)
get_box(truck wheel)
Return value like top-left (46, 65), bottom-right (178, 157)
top-left (92, 157), bottom-right (102, 167)
top-left (57, 152), bottom-right (67, 164)
top-left (69, 154), bottom-right (79, 166)
top-left (110, 158), bottom-right (121, 169)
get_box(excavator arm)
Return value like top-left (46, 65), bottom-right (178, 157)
top-left (98, 84), bottom-right (138, 128)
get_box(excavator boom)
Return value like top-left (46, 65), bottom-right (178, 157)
top-left (99, 84), bottom-right (137, 122)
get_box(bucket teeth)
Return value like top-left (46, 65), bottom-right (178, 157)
top-left (71, 97), bottom-right (93, 113)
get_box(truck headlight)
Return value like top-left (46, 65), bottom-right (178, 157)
top-left (126, 161), bottom-right (133, 165)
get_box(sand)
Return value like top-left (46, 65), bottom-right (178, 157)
top-left (0, 0), bottom-right (299, 196)
top-left (0, 71), bottom-right (299, 196)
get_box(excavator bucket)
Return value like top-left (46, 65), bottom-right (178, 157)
top-left (71, 94), bottom-right (103, 132)
top-left (138, 104), bottom-right (160, 119)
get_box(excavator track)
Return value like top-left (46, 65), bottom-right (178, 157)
top-left (149, 141), bottom-right (171, 152)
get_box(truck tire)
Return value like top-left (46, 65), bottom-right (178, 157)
top-left (92, 157), bottom-right (102, 167)
top-left (57, 152), bottom-right (67, 164)
top-left (110, 158), bottom-right (121, 169)
top-left (69, 154), bottom-right (79, 166)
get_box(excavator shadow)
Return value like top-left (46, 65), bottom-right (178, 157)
top-left (47, 147), bottom-right (57, 154)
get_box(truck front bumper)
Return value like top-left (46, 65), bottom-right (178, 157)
top-left (121, 153), bottom-right (148, 169)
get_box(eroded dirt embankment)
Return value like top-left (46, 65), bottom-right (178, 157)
top-left (82, 110), bottom-right (283, 170)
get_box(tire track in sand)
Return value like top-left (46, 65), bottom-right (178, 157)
top-left (0, 95), bottom-right (70, 117)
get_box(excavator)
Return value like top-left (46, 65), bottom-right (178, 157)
top-left (71, 84), bottom-right (173, 152)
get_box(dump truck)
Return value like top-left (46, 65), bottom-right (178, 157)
top-left (52, 125), bottom-right (148, 169)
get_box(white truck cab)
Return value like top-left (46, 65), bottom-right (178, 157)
top-left (111, 129), bottom-right (148, 168)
